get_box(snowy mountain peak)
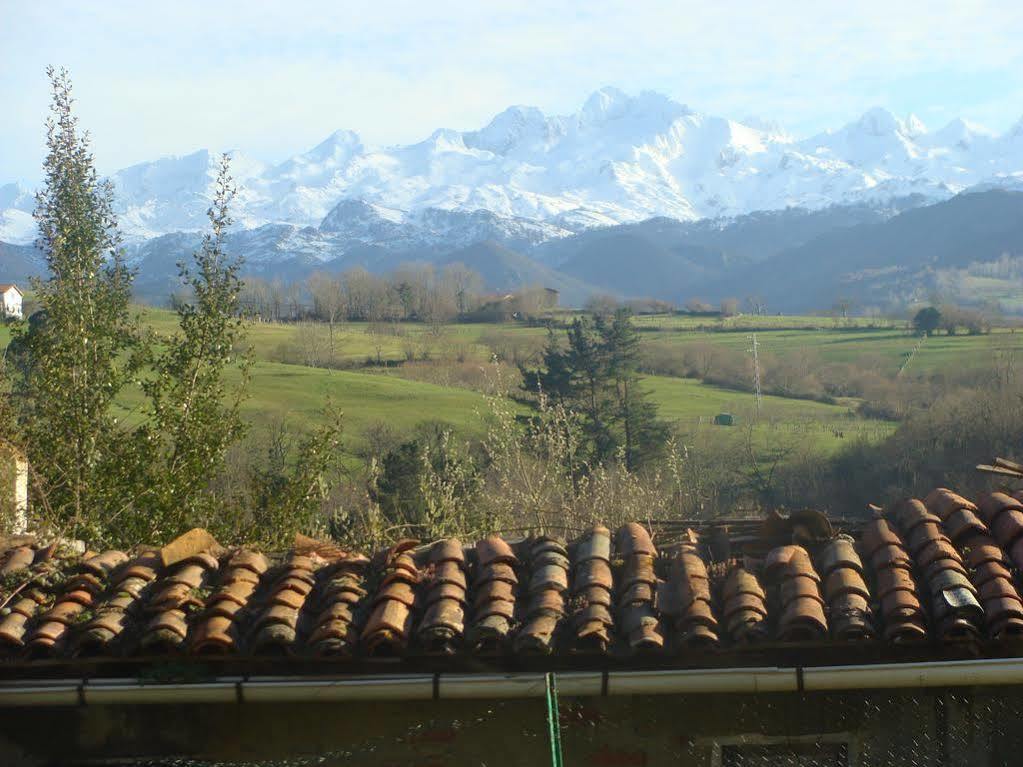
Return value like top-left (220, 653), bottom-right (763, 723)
top-left (269, 129), bottom-right (362, 182)
top-left (931, 117), bottom-right (993, 148)
top-left (851, 107), bottom-right (906, 137)
top-left (5, 89), bottom-right (1023, 250)
top-left (904, 113), bottom-right (927, 138)
top-left (464, 105), bottom-right (552, 155)
top-left (581, 86), bottom-right (632, 122)
top-left (739, 116), bottom-right (791, 140)
top-left (1006, 116), bottom-right (1023, 139)
top-left (319, 198), bottom-right (404, 235)
top-left (580, 87), bottom-right (691, 127)
top-left (312, 129), bottom-right (362, 155)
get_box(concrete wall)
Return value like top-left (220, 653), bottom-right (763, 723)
top-left (1, 686), bottom-right (1022, 766)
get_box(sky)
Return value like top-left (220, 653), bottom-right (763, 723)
top-left (2, 0), bottom-right (1023, 183)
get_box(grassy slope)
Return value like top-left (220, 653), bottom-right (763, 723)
top-left (240, 362), bottom-right (500, 436)
top-left (643, 374), bottom-right (894, 456)
top-left (7, 309), bottom-right (1013, 463)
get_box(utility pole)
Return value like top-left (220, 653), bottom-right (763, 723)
top-left (748, 333), bottom-right (762, 415)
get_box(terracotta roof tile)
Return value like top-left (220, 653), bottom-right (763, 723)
top-left (428, 538), bottom-right (465, 565)
top-left (925, 488), bottom-right (980, 520)
top-left (10, 488), bottom-right (1023, 667)
top-left (863, 519), bottom-right (928, 646)
top-left (0, 546), bottom-right (36, 575)
top-left (575, 524), bottom-right (612, 562)
top-left (475, 536), bottom-right (517, 567)
top-left (564, 527), bottom-right (616, 653)
top-left (81, 550), bottom-right (130, 577)
top-left (308, 557), bottom-right (368, 657)
top-left (513, 537), bottom-right (569, 655)
top-left (416, 539), bottom-right (467, 654)
top-left (0, 612), bottom-right (30, 646)
top-left (616, 522), bottom-right (656, 558)
top-left (657, 536), bottom-right (718, 648)
top-left (942, 508), bottom-right (988, 542)
top-left (614, 524), bottom-right (664, 651)
top-left (891, 499), bottom-right (984, 640)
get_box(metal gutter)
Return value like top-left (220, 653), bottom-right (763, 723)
top-left (607, 666), bottom-right (797, 695)
top-left (2, 658), bottom-right (1023, 707)
top-left (800, 657), bottom-right (1023, 691)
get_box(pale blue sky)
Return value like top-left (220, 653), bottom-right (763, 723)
top-left (2, 0), bottom-right (1023, 183)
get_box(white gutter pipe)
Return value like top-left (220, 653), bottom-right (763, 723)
top-left (607, 666), bottom-right (797, 695)
top-left (1, 658), bottom-right (1022, 707)
top-left (800, 658), bottom-right (1023, 691)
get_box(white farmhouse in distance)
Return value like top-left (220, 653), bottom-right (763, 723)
top-left (0, 283), bottom-right (23, 319)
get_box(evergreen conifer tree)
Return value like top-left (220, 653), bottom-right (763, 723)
top-left (521, 309), bottom-right (666, 469)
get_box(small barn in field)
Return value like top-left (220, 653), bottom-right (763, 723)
top-left (0, 284), bottom-right (23, 320)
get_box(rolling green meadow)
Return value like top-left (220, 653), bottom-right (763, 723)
top-left (6, 307), bottom-right (1022, 470)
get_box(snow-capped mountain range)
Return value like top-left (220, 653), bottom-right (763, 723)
top-left (3, 87), bottom-right (1023, 253)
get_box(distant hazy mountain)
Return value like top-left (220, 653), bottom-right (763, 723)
top-left (6, 191), bottom-right (1023, 314)
top-left (705, 189), bottom-right (1023, 312)
top-left (5, 88), bottom-right (1023, 250)
top-left (0, 240), bottom-right (44, 284)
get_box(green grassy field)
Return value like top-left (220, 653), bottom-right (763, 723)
top-left (5, 307), bottom-right (1015, 464)
top-left (641, 326), bottom-right (1023, 376)
top-left (144, 308), bottom-right (549, 365)
top-left (145, 308), bottom-right (1023, 379)
top-left (240, 362), bottom-right (503, 436)
top-left (630, 313), bottom-right (905, 331)
top-left (643, 374), bottom-right (893, 456)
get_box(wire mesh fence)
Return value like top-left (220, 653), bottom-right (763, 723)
top-left (27, 686), bottom-right (1023, 767)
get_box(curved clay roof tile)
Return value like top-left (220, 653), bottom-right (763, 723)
top-left (81, 550), bottom-right (129, 577)
top-left (942, 508), bottom-right (988, 543)
top-left (978, 493), bottom-right (1023, 526)
top-left (925, 488), bottom-right (979, 520)
top-left (573, 559), bottom-right (613, 591)
top-left (816, 536), bottom-right (864, 577)
top-left (228, 550), bottom-right (269, 575)
top-left (893, 499), bottom-right (941, 534)
top-left (722, 569), bottom-right (766, 602)
top-left (429, 538), bottom-right (465, 565)
top-left (991, 509), bottom-right (1023, 547)
top-left (616, 523), bottom-right (655, 558)
top-left (574, 526), bottom-right (612, 563)
top-left (475, 536), bottom-right (517, 567)
top-left (0, 546), bottom-right (36, 575)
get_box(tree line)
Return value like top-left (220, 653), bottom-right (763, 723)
top-left (234, 267), bottom-right (562, 327)
top-left (237, 262), bottom-right (483, 325)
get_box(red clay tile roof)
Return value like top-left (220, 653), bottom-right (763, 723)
top-left (3, 487), bottom-right (1023, 672)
